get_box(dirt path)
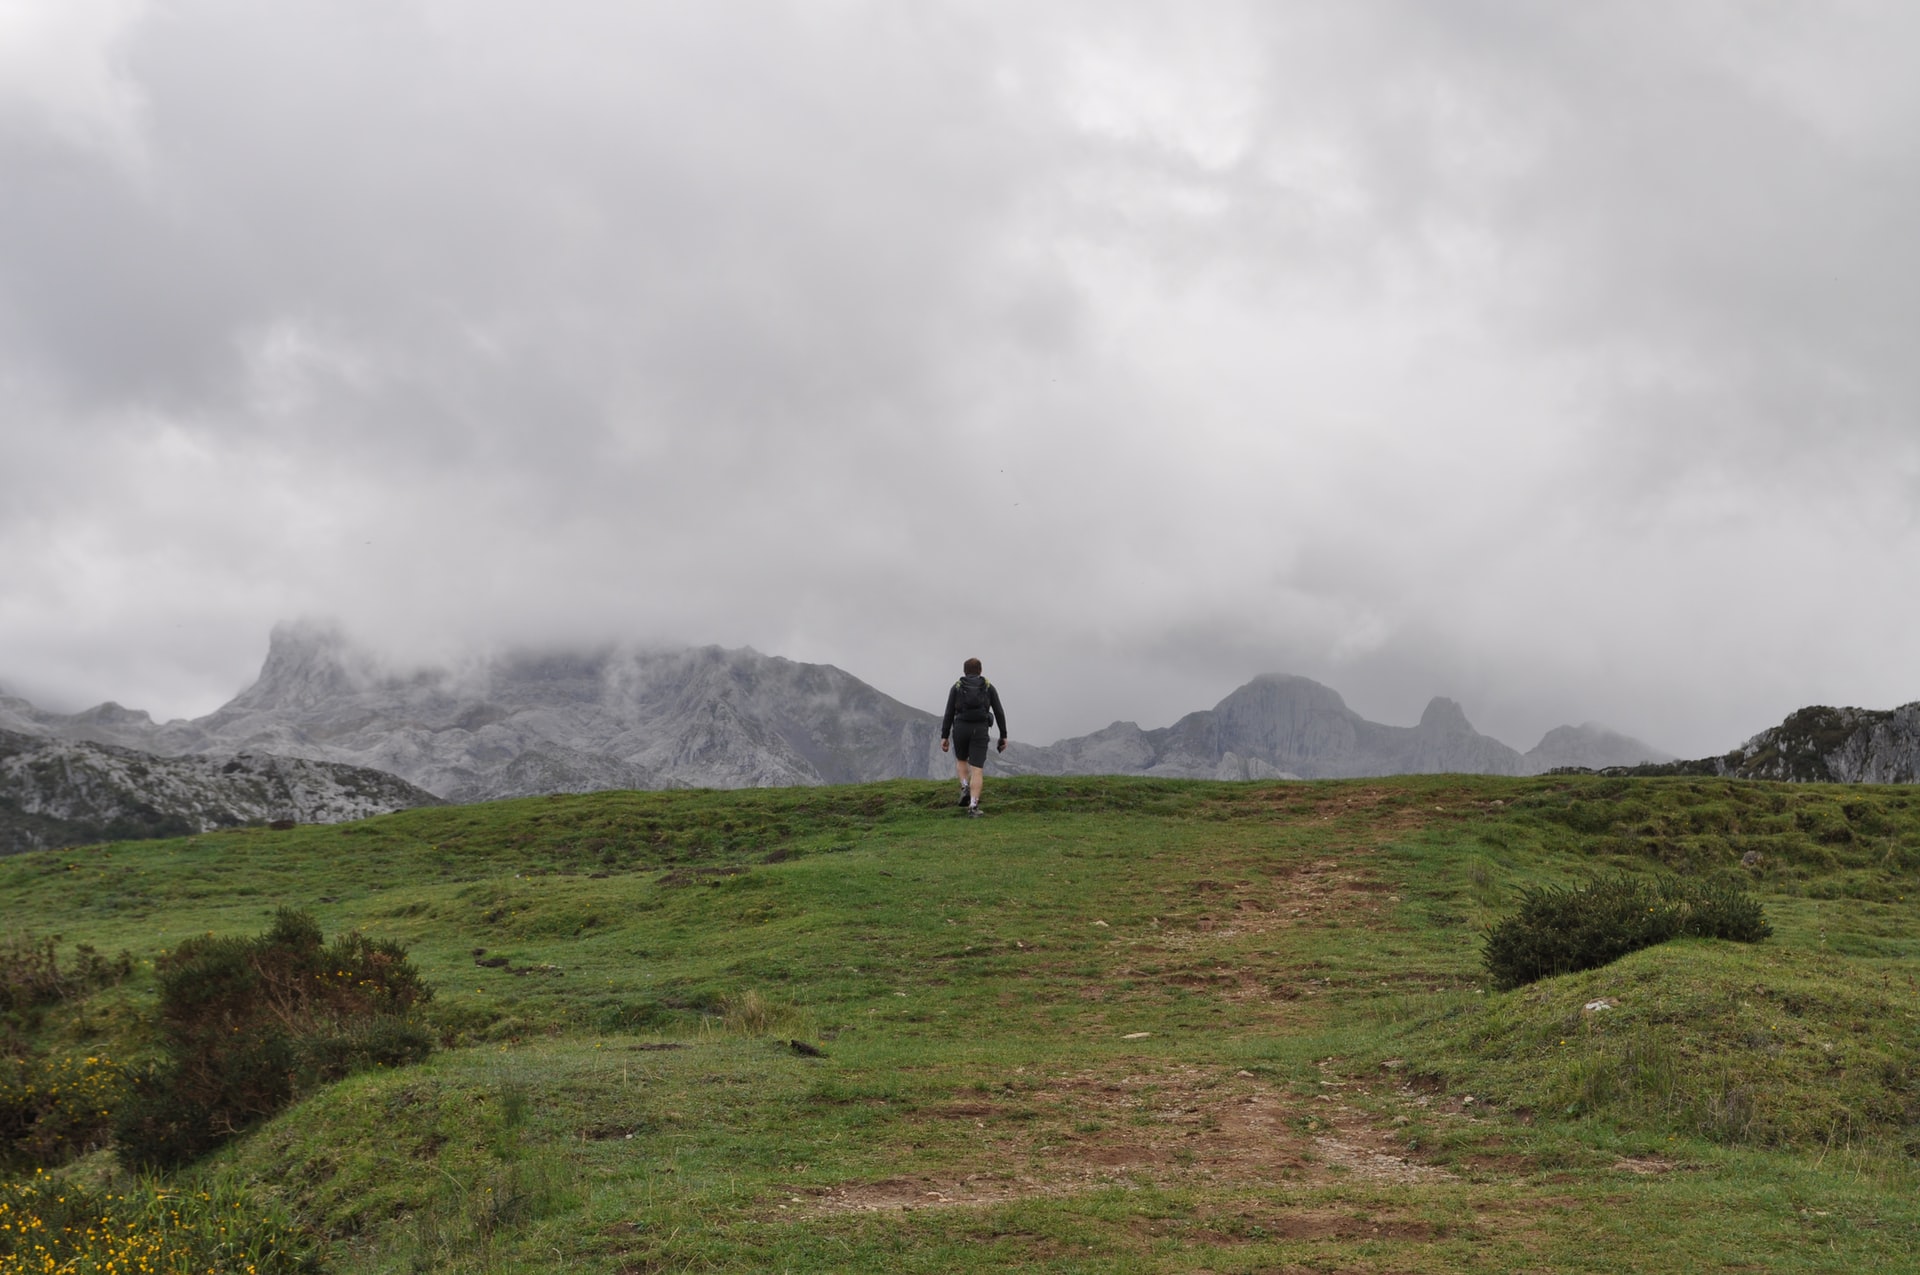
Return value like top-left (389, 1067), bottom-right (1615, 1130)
top-left (786, 1060), bottom-right (1451, 1218)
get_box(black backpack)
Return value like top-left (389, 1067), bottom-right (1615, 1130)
top-left (953, 676), bottom-right (993, 717)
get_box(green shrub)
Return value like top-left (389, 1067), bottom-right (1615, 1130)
top-left (0, 1170), bottom-right (321, 1273)
top-left (0, 934), bottom-right (132, 1019)
top-left (0, 937), bottom-right (135, 1169)
top-left (0, 1052), bottom-right (123, 1169)
top-left (1483, 873), bottom-right (1770, 991)
top-left (114, 908), bottom-right (432, 1172)
top-left (293, 1015), bottom-right (434, 1083)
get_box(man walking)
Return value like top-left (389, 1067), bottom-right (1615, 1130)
top-left (940, 657), bottom-right (1007, 817)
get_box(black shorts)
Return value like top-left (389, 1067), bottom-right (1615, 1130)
top-left (951, 720), bottom-right (992, 767)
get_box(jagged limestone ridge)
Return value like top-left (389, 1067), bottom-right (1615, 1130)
top-left (0, 728), bottom-right (442, 855)
top-left (1721, 704), bottom-right (1920, 783)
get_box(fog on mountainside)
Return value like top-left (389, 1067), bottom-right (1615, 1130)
top-left (1, 624), bottom-right (1673, 804)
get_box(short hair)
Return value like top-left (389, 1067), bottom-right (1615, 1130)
top-left (963, 657), bottom-right (982, 675)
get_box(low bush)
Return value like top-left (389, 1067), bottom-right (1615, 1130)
top-left (1483, 873), bottom-right (1770, 990)
top-left (114, 908), bottom-right (432, 1172)
top-left (0, 935), bottom-right (132, 1024)
top-left (0, 1170), bottom-right (320, 1274)
top-left (0, 937), bottom-right (135, 1170)
top-left (0, 1052), bottom-right (122, 1170)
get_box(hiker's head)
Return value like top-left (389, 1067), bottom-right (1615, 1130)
top-left (963, 657), bottom-right (982, 676)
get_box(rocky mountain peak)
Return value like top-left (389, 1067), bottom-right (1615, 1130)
top-left (1215, 674), bottom-right (1353, 725)
top-left (68, 701), bottom-right (156, 727)
top-left (224, 620), bottom-right (373, 713)
top-left (1527, 722), bottom-right (1671, 770)
top-left (1417, 697), bottom-right (1474, 734)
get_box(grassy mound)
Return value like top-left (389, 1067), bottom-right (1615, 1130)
top-left (227, 1050), bottom-right (578, 1243)
top-left (1501, 776), bottom-right (1920, 893)
top-left (1397, 941), bottom-right (1920, 1149)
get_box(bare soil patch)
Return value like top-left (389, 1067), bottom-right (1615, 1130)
top-left (794, 1062), bottom-right (1451, 1219)
top-left (1251, 785), bottom-right (1448, 838)
top-left (1159, 857), bottom-right (1404, 948)
top-left (1188, 1209), bottom-right (1443, 1243)
top-left (1611, 1155), bottom-right (1691, 1175)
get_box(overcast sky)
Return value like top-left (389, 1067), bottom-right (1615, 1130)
top-left (4, 1), bottom-right (1918, 757)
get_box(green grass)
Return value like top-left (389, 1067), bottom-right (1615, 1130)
top-left (3, 773), bottom-right (1919, 1272)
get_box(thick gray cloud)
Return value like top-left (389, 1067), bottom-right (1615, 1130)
top-left (4, 0), bottom-right (1918, 758)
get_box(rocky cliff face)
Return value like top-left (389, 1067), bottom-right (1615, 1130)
top-left (0, 728), bottom-right (442, 855)
top-left (3, 623), bottom-right (1669, 802)
top-left (1712, 705), bottom-right (1920, 783)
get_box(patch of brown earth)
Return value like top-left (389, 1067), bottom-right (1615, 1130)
top-left (1158, 857), bottom-right (1404, 948)
top-left (1310, 1130), bottom-right (1451, 1184)
top-left (1452, 1152), bottom-right (1539, 1176)
top-left (774, 1175), bottom-right (1037, 1214)
top-left (1612, 1155), bottom-right (1692, 1175)
top-left (796, 1061), bottom-right (1452, 1218)
top-left (1190, 1210), bottom-right (1443, 1243)
top-left (1249, 784), bottom-right (1449, 838)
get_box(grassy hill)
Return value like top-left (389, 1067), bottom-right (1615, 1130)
top-left (3, 774), bottom-right (1918, 1272)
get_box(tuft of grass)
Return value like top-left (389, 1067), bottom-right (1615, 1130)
top-left (707, 989), bottom-right (815, 1041)
top-left (383, 1150), bottom-right (575, 1274)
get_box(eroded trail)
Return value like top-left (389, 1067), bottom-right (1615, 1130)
top-left (789, 1061), bottom-right (1451, 1218)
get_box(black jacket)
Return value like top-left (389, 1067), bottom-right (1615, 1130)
top-left (941, 676), bottom-right (1006, 739)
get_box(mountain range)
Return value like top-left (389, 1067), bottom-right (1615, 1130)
top-left (2, 622), bottom-right (1669, 816)
top-left (995, 676), bottom-right (1665, 781)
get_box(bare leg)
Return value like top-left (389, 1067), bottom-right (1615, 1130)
top-left (966, 764), bottom-right (984, 806)
top-left (954, 755), bottom-right (971, 787)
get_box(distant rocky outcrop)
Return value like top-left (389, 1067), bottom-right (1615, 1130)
top-left (1, 623), bottom-right (1670, 804)
top-left (1606, 704), bottom-right (1920, 784)
top-left (0, 728), bottom-right (442, 855)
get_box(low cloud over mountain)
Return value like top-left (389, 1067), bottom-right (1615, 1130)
top-left (3, 624), bottom-right (1669, 810)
